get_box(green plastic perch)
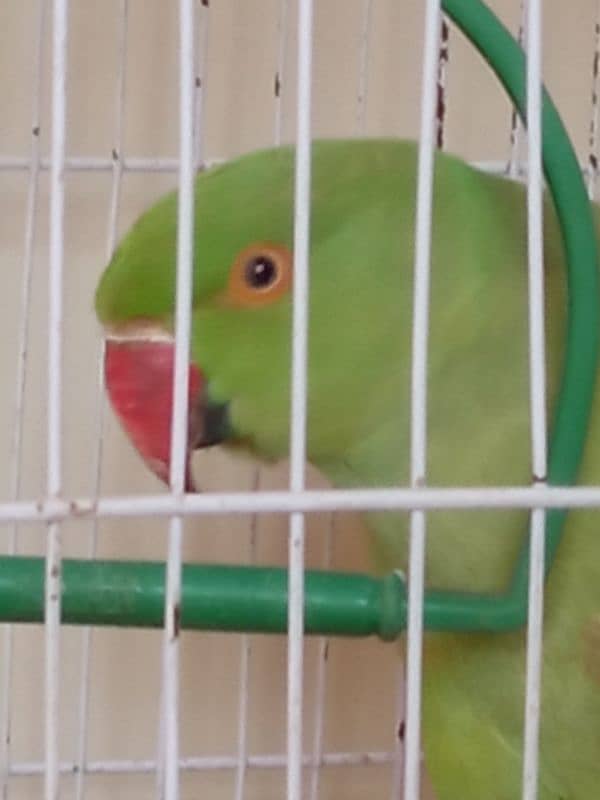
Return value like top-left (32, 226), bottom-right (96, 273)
top-left (0, 0), bottom-right (596, 638)
top-left (0, 557), bottom-right (407, 640)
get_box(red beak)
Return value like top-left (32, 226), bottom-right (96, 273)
top-left (104, 338), bottom-right (203, 492)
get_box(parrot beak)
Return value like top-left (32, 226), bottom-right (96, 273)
top-left (103, 331), bottom-right (228, 492)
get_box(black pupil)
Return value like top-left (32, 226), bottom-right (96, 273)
top-left (245, 255), bottom-right (277, 289)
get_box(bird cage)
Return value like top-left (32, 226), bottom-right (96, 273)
top-left (1, 1), bottom-right (599, 799)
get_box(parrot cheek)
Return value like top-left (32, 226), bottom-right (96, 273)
top-left (104, 334), bottom-right (226, 493)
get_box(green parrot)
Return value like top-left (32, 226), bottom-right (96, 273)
top-left (95, 139), bottom-right (600, 799)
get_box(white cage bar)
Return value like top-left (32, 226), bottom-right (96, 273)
top-left (0, 0), bottom-right (47, 795)
top-left (287, 2), bottom-right (314, 798)
top-left (404, 1), bottom-right (442, 798)
top-left (74, 6), bottom-right (130, 798)
top-left (522, 1), bottom-right (546, 798)
top-left (45, 1), bottom-right (68, 798)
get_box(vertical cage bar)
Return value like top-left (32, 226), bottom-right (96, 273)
top-left (287, 1), bottom-right (314, 799)
top-left (160, 1), bottom-right (196, 799)
top-left (233, 472), bottom-right (260, 800)
top-left (193, 0), bottom-right (209, 169)
top-left (274, 0), bottom-right (289, 146)
top-left (390, 659), bottom-right (406, 800)
top-left (522, 1), bottom-right (547, 798)
top-left (523, 515), bottom-right (546, 800)
top-left (0, 2), bottom-right (47, 797)
top-left (435, 17), bottom-right (450, 150)
top-left (587, 1), bottom-right (600, 197)
top-left (235, 3), bottom-right (293, 787)
top-left (508, 0), bottom-right (527, 176)
top-left (355, 0), bottom-right (373, 135)
top-left (170, 0), bottom-right (196, 496)
top-left (525, 0), bottom-right (547, 475)
top-left (103, 1), bottom-right (129, 262)
top-left (45, 1), bottom-right (69, 799)
top-left (308, 521), bottom-right (334, 800)
top-left (404, 2), bottom-right (441, 799)
top-left (74, 4), bottom-right (129, 799)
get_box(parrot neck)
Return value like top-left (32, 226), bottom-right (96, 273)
top-left (315, 420), bottom-right (406, 492)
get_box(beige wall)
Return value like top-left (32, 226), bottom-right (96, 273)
top-left (1, 1), bottom-right (598, 798)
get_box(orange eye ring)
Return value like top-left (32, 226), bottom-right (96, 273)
top-left (224, 242), bottom-right (293, 308)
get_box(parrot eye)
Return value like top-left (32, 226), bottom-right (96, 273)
top-left (225, 242), bottom-right (293, 308)
top-left (244, 255), bottom-right (278, 289)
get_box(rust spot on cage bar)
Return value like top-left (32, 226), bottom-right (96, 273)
top-left (588, 19), bottom-right (600, 193)
top-left (507, 7), bottom-right (526, 175)
top-left (436, 18), bottom-right (450, 150)
top-left (171, 603), bottom-right (181, 640)
top-left (69, 499), bottom-right (97, 517)
top-left (398, 720), bottom-right (405, 741)
top-left (274, 72), bottom-right (281, 98)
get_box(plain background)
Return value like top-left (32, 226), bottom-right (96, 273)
top-left (1, 1), bottom-right (599, 797)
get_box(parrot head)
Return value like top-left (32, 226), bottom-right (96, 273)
top-left (95, 140), bottom-right (410, 490)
